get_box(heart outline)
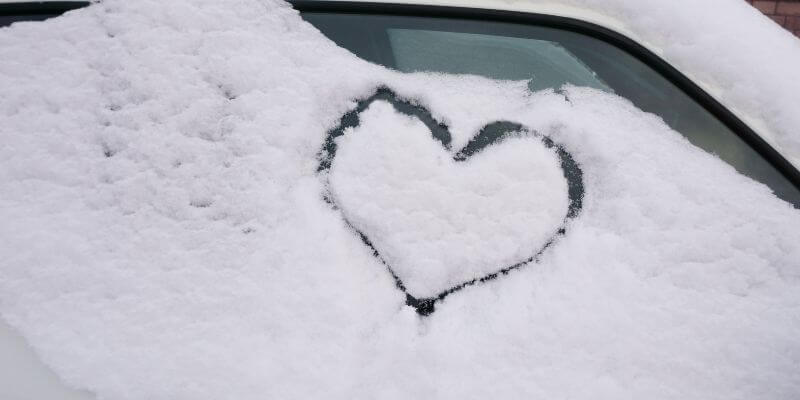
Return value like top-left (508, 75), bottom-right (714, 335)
top-left (318, 87), bottom-right (584, 315)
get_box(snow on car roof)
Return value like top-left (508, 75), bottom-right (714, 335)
top-left (0, 0), bottom-right (799, 399)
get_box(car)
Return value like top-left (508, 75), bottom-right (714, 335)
top-left (1, 1), bottom-right (799, 399)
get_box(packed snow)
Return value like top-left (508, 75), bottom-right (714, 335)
top-left (328, 101), bottom-right (569, 297)
top-left (552, 0), bottom-right (800, 168)
top-left (0, 0), bottom-right (799, 399)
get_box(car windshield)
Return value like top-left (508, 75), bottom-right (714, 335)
top-left (302, 12), bottom-right (800, 208)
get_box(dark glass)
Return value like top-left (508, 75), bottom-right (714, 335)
top-left (0, 14), bottom-right (57, 28)
top-left (302, 12), bottom-right (800, 208)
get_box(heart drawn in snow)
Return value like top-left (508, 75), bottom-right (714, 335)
top-left (318, 88), bottom-right (583, 316)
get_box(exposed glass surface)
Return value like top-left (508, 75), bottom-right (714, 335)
top-left (388, 29), bottom-right (610, 92)
top-left (0, 14), bottom-right (56, 28)
top-left (302, 12), bottom-right (800, 207)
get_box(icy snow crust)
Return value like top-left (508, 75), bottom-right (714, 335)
top-left (1, 0), bottom-right (800, 399)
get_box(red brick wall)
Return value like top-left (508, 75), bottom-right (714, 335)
top-left (746, 0), bottom-right (800, 37)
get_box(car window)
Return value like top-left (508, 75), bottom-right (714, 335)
top-left (387, 29), bottom-right (610, 92)
top-left (301, 12), bottom-right (800, 208)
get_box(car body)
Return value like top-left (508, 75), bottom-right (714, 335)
top-left (1, 1), bottom-right (799, 399)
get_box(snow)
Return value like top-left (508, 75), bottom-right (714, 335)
top-left (328, 100), bottom-right (569, 297)
top-left (0, 0), bottom-right (798, 399)
top-left (548, 0), bottom-right (800, 168)
top-left (0, 318), bottom-right (94, 400)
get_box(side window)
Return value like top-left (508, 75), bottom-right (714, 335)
top-left (387, 29), bottom-right (611, 92)
top-left (301, 12), bottom-right (800, 208)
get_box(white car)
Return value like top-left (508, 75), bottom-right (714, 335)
top-left (1, 0), bottom-right (799, 399)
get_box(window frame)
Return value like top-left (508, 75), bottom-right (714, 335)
top-left (291, 0), bottom-right (800, 196)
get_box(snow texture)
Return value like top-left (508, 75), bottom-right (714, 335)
top-left (549, 0), bottom-right (800, 167)
top-left (0, 0), bottom-right (799, 399)
top-left (328, 101), bottom-right (569, 297)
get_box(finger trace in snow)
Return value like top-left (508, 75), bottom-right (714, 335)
top-left (321, 87), bottom-right (584, 312)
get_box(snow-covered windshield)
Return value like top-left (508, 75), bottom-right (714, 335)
top-left (0, 1), bottom-right (799, 399)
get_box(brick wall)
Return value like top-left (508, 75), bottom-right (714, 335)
top-left (745, 0), bottom-right (800, 37)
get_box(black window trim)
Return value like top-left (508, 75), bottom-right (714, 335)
top-left (290, 0), bottom-right (800, 196)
